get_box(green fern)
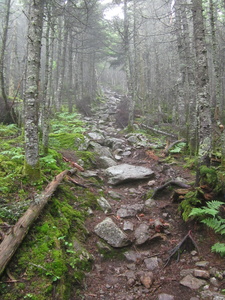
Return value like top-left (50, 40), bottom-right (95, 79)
top-left (189, 200), bottom-right (224, 217)
top-left (211, 243), bottom-right (225, 257)
top-left (189, 200), bottom-right (225, 257)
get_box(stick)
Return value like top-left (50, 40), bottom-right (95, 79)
top-left (0, 169), bottom-right (72, 277)
top-left (141, 124), bottom-right (178, 139)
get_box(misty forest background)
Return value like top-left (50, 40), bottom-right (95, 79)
top-left (1, 0), bottom-right (225, 178)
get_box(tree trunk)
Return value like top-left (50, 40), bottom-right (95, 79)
top-left (192, 0), bottom-right (212, 184)
top-left (0, 169), bottom-right (70, 277)
top-left (24, 0), bottom-right (45, 180)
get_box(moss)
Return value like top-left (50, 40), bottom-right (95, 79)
top-left (23, 161), bottom-right (41, 181)
top-left (179, 190), bottom-right (202, 221)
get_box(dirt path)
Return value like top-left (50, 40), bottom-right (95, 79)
top-left (74, 92), bottom-right (225, 300)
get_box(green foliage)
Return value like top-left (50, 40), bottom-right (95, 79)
top-left (199, 166), bottom-right (218, 187)
top-left (0, 123), bottom-right (19, 137)
top-left (189, 200), bottom-right (225, 257)
top-left (169, 142), bottom-right (186, 153)
top-left (179, 190), bottom-right (202, 221)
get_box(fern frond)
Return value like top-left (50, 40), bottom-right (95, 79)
top-left (207, 200), bottom-right (224, 210)
top-left (211, 242), bottom-right (225, 256)
top-left (189, 207), bottom-right (205, 217)
top-left (201, 218), bottom-right (222, 231)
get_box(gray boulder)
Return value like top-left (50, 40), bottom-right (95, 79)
top-left (105, 163), bottom-right (155, 185)
top-left (94, 217), bottom-right (131, 248)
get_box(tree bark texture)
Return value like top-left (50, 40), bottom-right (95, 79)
top-left (0, 169), bottom-right (70, 277)
top-left (24, 0), bottom-right (44, 177)
top-left (192, 0), bottom-right (212, 167)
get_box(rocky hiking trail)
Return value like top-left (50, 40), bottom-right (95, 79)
top-left (72, 91), bottom-right (225, 300)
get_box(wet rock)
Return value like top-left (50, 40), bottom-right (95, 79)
top-left (144, 257), bottom-right (159, 271)
top-left (193, 269), bottom-right (210, 279)
top-left (180, 274), bottom-right (206, 290)
top-left (158, 294), bottom-right (175, 300)
top-left (134, 223), bottom-right (150, 245)
top-left (97, 197), bottom-right (112, 213)
top-left (98, 156), bottom-right (117, 168)
top-left (117, 203), bottom-right (144, 218)
top-left (124, 250), bottom-right (142, 263)
top-left (140, 271), bottom-right (154, 288)
top-left (105, 163), bottom-right (154, 185)
top-left (123, 220), bottom-right (134, 231)
top-left (94, 217), bottom-right (130, 248)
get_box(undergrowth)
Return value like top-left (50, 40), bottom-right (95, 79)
top-left (0, 109), bottom-right (99, 299)
top-left (189, 200), bottom-right (225, 257)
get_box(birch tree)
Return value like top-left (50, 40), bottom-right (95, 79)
top-left (192, 0), bottom-right (212, 183)
top-left (24, 0), bottom-right (45, 179)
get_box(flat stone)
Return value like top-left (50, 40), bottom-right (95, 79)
top-left (105, 163), bottom-right (154, 185)
top-left (193, 269), bottom-right (210, 279)
top-left (180, 274), bottom-right (206, 290)
top-left (158, 294), bottom-right (175, 300)
top-left (94, 217), bottom-right (130, 248)
top-left (144, 257), bottom-right (159, 271)
top-left (117, 203), bottom-right (144, 218)
top-left (134, 223), bottom-right (150, 245)
top-left (195, 261), bottom-right (209, 268)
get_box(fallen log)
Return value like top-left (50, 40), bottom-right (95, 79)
top-left (152, 180), bottom-right (191, 199)
top-left (0, 168), bottom-right (73, 277)
top-left (141, 124), bottom-right (178, 139)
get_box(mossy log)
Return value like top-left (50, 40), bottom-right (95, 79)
top-left (0, 169), bottom-right (75, 277)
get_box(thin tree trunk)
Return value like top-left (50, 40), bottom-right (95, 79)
top-left (24, 0), bottom-right (45, 179)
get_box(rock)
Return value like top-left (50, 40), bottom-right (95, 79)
top-left (117, 203), bottom-right (144, 218)
top-left (87, 131), bottom-right (105, 141)
top-left (81, 170), bottom-right (99, 178)
top-left (195, 260), bottom-right (209, 268)
top-left (97, 197), bottom-right (112, 213)
top-left (180, 274), bottom-right (206, 290)
top-left (94, 217), bottom-right (130, 248)
top-left (98, 156), bottom-right (117, 168)
top-left (108, 190), bottom-right (122, 200)
top-left (134, 223), bottom-right (150, 245)
top-left (158, 294), bottom-right (175, 300)
top-left (193, 269), bottom-right (210, 279)
top-left (104, 137), bottom-right (125, 150)
top-left (89, 141), bottom-right (113, 158)
top-left (105, 163), bottom-right (154, 185)
top-left (124, 250), bottom-right (142, 263)
top-left (140, 272), bottom-right (154, 288)
top-left (144, 257), bottom-right (159, 271)
top-left (145, 198), bottom-right (157, 208)
top-left (123, 220), bottom-right (134, 231)
top-left (210, 277), bottom-right (220, 287)
top-left (180, 269), bottom-right (194, 277)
